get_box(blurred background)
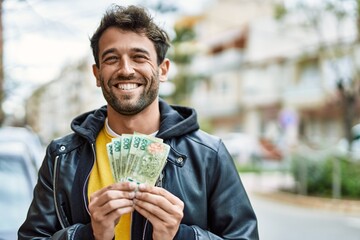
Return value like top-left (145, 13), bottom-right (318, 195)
top-left (1, 0), bottom-right (360, 239)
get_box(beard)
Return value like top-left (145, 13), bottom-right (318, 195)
top-left (99, 70), bottom-right (160, 116)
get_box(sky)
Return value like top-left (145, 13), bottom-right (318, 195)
top-left (3, 0), bottom-right (211, 115)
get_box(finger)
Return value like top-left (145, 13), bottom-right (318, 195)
top-left (137, 184), bottom-right (184, 207)
top-left (91, 204), bottom-right (134, 238)
top-left (133, 203), bottom-right (163, 225)
top-left (134, 192), bottom-right (184, 224)
top-left (111, 181), bottom-right (138, 191)
top-left (91, 182), bottom-right (137, 198)
top-left (106, 205), bottom-right (135, 221)
top-left (133, 199), bottom-right (183, 236)
top-left (90, 189), bottom-right (135, 209)
top-left (91, 198), bottom-right (134, 222)
top-left (90, 183), bottom-right (137, 206)
top-left (134, 197), bottom-right (183, 222)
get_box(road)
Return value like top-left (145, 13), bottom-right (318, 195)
top-left (240, 172), bottom-right (360, 240)
top-left (247, 191), bottom-right (360, 240)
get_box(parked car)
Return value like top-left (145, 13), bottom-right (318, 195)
top-left (0, 126), bottom-right (44, 168)
top-left (220, 132), bottom-right (283, 164)
top-left (0, 142), bottom-right (38, 239)
top-left (220, 132), bottom-right (262, 164)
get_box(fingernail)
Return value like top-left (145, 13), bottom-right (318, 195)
top-left (129, 182), bottom-right (137, 189)
top-left (129, 192), bottom-right (135, 199)
top-left (138, 183), bottom-right (146, 190)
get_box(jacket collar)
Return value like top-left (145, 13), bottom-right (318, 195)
top-left (70, 99), bottom-right (199, 143)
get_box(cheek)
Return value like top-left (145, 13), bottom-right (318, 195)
top-left (138, 63), bottom-right (158, 79)
top-left (99, 67), bottom-right (114, 83)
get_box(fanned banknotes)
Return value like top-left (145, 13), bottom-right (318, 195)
top-left (106, 133), bottom-right (170, 186)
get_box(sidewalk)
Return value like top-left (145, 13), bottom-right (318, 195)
top-left (241, 172), bottom-right (360, 215)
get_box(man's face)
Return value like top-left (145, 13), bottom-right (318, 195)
top-left (93, 27), bottom-right (167, 115)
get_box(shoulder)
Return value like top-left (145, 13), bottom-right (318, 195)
top-left (168, 129), bottom-right (226, 160)
top-left (48, 132), bottom-right (87, 155)
top-left (184, 130), bottom-right (223, 151)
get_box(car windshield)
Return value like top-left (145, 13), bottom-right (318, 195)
top-left (0, 156), bottom-right (34, 232)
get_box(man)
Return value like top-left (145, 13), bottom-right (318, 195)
top-left (19, 5), bottom-right (259, 240)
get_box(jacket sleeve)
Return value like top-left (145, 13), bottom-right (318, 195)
top-left (17, 142), bottom-right (94, 240)
top-left (175, 140), bottom-right (259, 240)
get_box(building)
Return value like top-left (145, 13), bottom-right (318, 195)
top-left (183, 0), bottom-right (360, 153)
top-left (26, 56), bottom-right (105, 143)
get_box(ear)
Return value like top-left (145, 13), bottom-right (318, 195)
top-left (92, 64), bottom-right (101, 87)
top-left (158, 58), bottom-right (170, 83)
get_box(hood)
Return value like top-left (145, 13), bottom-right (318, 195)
top-left (157, 99), bottom-right (199, 139)
top-left (71, 106), bottom-right (107, 143)
top-left (70, 99), bottom-right (199, 142)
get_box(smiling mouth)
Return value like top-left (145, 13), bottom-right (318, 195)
top-left (116, 83), bottom-right (140, 90)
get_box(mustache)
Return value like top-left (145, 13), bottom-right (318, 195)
top-left (107, 73), bottom-right (137, 87)
top-left (113, 73), bottom-right (136, 81)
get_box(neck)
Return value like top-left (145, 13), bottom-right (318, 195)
top-left (107, 100), bottom-right (160, 135)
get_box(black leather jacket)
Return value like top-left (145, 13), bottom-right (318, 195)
top-left (18, 100), bottom-right (259, 240)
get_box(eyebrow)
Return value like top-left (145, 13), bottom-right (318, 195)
top-left (132, 47), bottom-right (151, 56)
top-left (101, 48), bottom-right (116, 60)
top-left (100, 47), bottom-right (151, 60)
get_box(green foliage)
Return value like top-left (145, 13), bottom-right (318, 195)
top-left (172, 27), bottom-right (196, 43)
top-left (274, 3), bottom-right (287, 20)
top-left (291, 153), bottom-right (360, 199)
top-left (169, 44), bottom-right (194, 64)
top-left (168, 27), bottom-right (197, 64)
top-left (236, 162), bottom-right (262, 173)
top-left (169, 72), bottom-right (198, 105)
top-left (167, 25), bottom-right (200, 105)
top-left (198, 117), bottom-right (214, 133)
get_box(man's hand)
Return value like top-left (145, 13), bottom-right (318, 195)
top-left (88, 182), bottom-right (137, 240)
top-left (134, 184), bottom-right (184, 240)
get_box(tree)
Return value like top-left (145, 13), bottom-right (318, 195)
top-left (166, 18), bottom-right (202, 105)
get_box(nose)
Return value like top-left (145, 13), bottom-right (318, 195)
top-left (117, 57), bottom-right (135, 76)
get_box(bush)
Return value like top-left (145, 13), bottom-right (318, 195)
top-left (291, 152), bottom-right (360, 199)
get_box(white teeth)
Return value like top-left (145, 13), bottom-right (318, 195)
top-left (117, 83), bottom-right (138, 90)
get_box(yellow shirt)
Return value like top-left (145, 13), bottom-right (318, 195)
top-left (88, 126), bottom-right (131, 240)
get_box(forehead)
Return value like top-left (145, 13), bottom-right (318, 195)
top-left (98, 27), bottom-right (156, 55)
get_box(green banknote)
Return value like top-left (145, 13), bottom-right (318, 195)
top-left (127, 133), bottom-right (164, 179)
top-left (127, 135), bottom-right (170, 185)
top-left (111, 137), bottom-right (122, 182)
top-left (120, 134), bottom-right (133, 181)
top-left (127, 134), bottom-right (143, 179)
top-left (106, 142), bottom-right (116, 181)
top-left (106, 132), bottom-right (170, 185)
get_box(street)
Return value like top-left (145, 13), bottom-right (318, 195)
top-left (242, 172), bottom-right (360, 240)
top-left (250, 193), bottom-right (360, 240)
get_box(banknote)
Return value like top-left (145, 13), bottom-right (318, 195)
top-left (126, 134), bottom-right (142, 179)
top-left (120, 134), bottom-right (133, 181)
top-left (106, 142), bottom-right (116, 180)
top-left (107, 132), bottom-right (169, 185)
top-left (128, 137), bottom-right (170, 185)
top-left (127, 133), bottom-right (164, 179)
top-left (111, 137), bottom-right (122, 181)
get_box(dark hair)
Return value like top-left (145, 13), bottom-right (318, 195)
top-left (90, 5), bottom-right (171, 67)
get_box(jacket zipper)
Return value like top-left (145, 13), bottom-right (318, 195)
top-left (53, 155), bottom-right (66, 229)
top-left (142, 220), bottom-right (149, 240)
top-left (141, 171), bottom-right (165, 239)
top-left (84, 143), bottom-right (97, 215)
top-left (86, 143), bottom-right (135, 239)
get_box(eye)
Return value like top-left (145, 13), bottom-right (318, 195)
top-left (103, 56), bottom-right (119, 64)
top-left (133, 54), bottom-right (148, 62)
